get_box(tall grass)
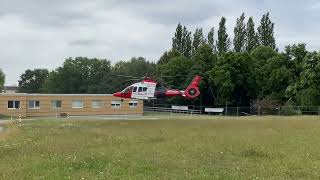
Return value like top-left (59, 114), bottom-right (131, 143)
top-left (1, 116), bottom-right (320, 179)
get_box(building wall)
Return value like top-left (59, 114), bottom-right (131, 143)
top-left (0, 94), bottom-right (27, 117)
top-left (0, 94), bottom-right (143, 117)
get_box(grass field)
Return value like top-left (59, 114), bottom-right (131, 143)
top-left (1, 116), bottom-right (320, 179)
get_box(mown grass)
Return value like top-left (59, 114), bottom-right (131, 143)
top-left (1, 116), bottom-right (320, 179)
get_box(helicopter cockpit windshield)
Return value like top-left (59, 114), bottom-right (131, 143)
top-left (121, 86), bottom-right (133, 93)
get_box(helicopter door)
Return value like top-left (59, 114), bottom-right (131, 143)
top-left (131, 84), bottom-right (147, 100)
top-left (137, 85), bottom-right (148, 100)
top-left (131, 82), bottom-right (156, 100)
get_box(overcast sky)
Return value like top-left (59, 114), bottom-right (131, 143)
top-left (1, 0), bottom-right (320, 85)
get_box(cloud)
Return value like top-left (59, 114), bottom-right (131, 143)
top-left (0, 0), bottom-right (320, 85)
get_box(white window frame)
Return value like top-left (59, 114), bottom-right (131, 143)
top-left (72, 100), bottom-right (83, 109)
top-left (129, 101), bottom-right (138, 108)
top-left (111, 101), bottom-right (121, 108)
top-left (28, 100), bottom-right (40, 109)
top-left (92, 100), bottom-right (103, 108)
top-left (51, 100), bottom-right (62, 109)
top-left (8, 101), bottom-right (21, 109)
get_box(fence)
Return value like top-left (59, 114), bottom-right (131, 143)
top-left (144, 106), bottom-right (202, 115)
top-left (144, 104), bottom-right (320, 116)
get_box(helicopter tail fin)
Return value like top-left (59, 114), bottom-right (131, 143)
top-left (184, 75), bottom-right (202, 99)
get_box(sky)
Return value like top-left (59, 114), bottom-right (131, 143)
top-left (1, 0), bottom-right (320, 85)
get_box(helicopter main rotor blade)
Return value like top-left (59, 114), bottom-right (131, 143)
top-left (160, 75), bottom-right (190, 78)
top-left (110, 74), bottom-right (141, 79)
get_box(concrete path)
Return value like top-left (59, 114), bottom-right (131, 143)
top-left (0, 119), bottom-right (36, 125)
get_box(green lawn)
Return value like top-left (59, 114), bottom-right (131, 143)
top-left (1, 116), bottom-right (320, 179)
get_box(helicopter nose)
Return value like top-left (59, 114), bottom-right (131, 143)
top-left (113, 92), bottom-right (122, 97)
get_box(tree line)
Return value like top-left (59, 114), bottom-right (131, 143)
top-left (10, 12), bottom-right (320, 107)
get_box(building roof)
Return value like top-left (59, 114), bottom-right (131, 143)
top-left (4, 86), bottom-right (18, 91)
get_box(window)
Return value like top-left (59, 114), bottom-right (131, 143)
top-left (72, 100), bottom-right (83, 108)
top-left (29, 101), bottom-right (40, 109)
top-left (122, 86), bottom-right (133, 93)
top-left (51, 100), bottom-right (62, 108)
top-left (129, 101), bottom-right (138, 108)
top-left (138, 87), bottom-right (143, 92)
top-left (111, 101), bottom-right (121, 108)
top-left (143, 87), bottom-right (147, 92)
top-left (8, 101), bottom-right (20, 109)
top-left (133, 86), bottom-right (137, 92)
top-left (92, 100), bottom-right (103, 108)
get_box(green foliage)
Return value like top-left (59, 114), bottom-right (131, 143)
top-left (209, 52), bottom-right (255, 106)
top-left (297, 88), bottom-right (320, 106)
top-left (246, 17), bottom-right (258, 52)
top-left (110, 57), bottom-right (156, 92)
top-left (251, 46), bottom-right (283, 99)
top-left (18, 69), bottom-right (49, 93)
top-left (207, 27), bottom-right (216, 53)
top-left (287, 52), bottom-right (320, 106)
top-left (280, 103), bottom-right (302, 116)
top-left (233, 13), bottom-right (246, 52)
top-left (42, 57), bottom-right (112, 94)
top-left (258, 12), bottom-right (276, 49)
top-left (285, 43), bottom-right (307, 77)
top-left (156, 56), bottom-right (193, 90)
top-left (261, 54), bottom-right (293, 101)
top-left (158, 49), bottom-right (180, 65)
top-left (0, 69), bottom-right (4, 91)
top-left (172, 23), bottom-right (192, 58)
top-left (192, 28), bottom-right (205, 54)
top-left (217, 17), bottom-right (231, 55)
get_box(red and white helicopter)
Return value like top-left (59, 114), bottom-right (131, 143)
top-left (113, 75), bottom-right (202, 100)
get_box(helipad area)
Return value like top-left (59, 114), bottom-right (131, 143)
top-left (0, 94), bottom-right (143, 117)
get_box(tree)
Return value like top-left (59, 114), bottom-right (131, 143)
top-left (18, 69), bottom-right (49, 93)
top-left (109, 57), bottom-right (156, 92)
top-left (233, 13), bottom-right (246, 52)
top-left (289, 52), bottom-right (320, 105)
top-left (217, 17), bottom-right (230, 55)
top-left (0, 69), bottom-right (5, 91)
top-left (285, 43), bottom-right (307, 77)
top-left (189, 44), bottom-right (217, 106)
top-left (251, 46), bottom-right (278, 98)
top-left (260, 54), bottom-right (294, 101)
top-left (158, 49), bottom-right (180, 65)
top-left (157, 56), bottom-right (193, 90)
top-left (182, 26), bottom-right (192, 58)
top-left (209, 52), bottom-right (255, 106)
top-left (257, 12), bottom-right (276, 49)
top-left (192, 28), bottom-right (205, 54)
top-left (43, 57), bottom-right (112, 94)
top-left (207, 27), bottom-right (216, 53)
top-left (172, 23), bottom-right (192, 57)
top-left (172, 23), bottom-right (183, 53)
top-left (245, 17), bottom-right (258, 52)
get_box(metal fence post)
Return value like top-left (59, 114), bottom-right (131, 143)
top-left (225, 101), bottom-right (228, 116)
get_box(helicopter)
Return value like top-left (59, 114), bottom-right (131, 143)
top-left (113, 75), bottom-right (202, 100)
